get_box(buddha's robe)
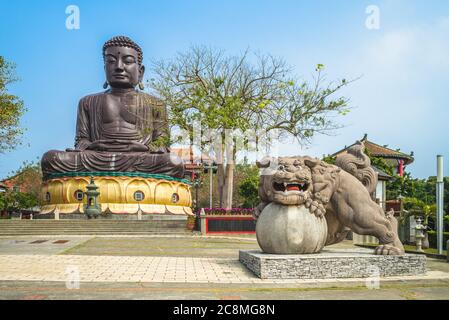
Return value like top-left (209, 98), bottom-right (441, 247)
top-left (41, 90), bottom-right (184, 179)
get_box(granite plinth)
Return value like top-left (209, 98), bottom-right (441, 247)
top-left (239, 248), bottom-right (427, 279)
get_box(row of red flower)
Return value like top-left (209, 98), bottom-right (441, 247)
top-left (197, 208), bottom-right (255, 216)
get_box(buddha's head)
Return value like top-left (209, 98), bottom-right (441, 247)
top-left (102, 36), bottom-right (145, 89)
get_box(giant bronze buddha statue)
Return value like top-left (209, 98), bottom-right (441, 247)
top-left (41, 36), bottom-right (184, 178)
top-left (40, 36), bottom-right (192, 217)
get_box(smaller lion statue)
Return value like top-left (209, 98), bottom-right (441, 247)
top-left (254, 141), bottom-right (405, 255)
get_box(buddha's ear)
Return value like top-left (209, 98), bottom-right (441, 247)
top-left (139, 65), bottom-right (145, 81)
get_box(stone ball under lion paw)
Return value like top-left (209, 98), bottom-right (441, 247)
top-left (256, 203), bottom-right (328, 254)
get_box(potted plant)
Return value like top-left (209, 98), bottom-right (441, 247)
top-left (186, 215), bottom-right (196, 231)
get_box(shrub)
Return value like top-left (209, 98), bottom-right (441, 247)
top-left (427, 231), bottom-right (449, 250)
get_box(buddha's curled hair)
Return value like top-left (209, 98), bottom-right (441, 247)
top-left (103, 36), bottom-right (143, 65)
top-left (335, 141), bottom-right (377, 194)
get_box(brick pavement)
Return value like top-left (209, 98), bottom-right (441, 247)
top-left (1, 254), bottom-right (449, 285)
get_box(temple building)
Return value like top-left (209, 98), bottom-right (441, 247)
top-left (1, 170), bottom-right (38, 193)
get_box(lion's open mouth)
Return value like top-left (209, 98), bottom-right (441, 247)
top-left (273, 181), bottom-right (309, 193)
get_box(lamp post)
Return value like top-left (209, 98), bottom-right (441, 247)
top-left (436, 155), bottom-right (444, 255)
top-left (84, 176), bottom-right (101, 219)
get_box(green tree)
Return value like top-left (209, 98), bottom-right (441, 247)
top-left (0, 160), bottom-right (42, 215)
top-left (0, 56), bottom-right (26, 152)
top-left (150, 46), bottom-right (352, 208)
top-left (386, 172), bottom-right (415, 200)
top-left (237, 163), bottom-right (260, 208)
top-left (0, 190), bottom-right (39, 213)
top-left (402, 197), bottom-right (436, 226)
top-left (322, 154), bottom-right (336, 165)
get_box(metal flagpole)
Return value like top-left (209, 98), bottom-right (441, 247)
top-left (436, 155), bottom-right (444, 255)
top-left (209, 162), bottom-right (213, 209)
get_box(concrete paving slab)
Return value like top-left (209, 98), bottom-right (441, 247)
top-left (0, 237), bottom-right (92, 255)
top-left (0, 280), bottom-right (449, 300)
top-left (0, 254), bottom-right (448, 285)
top-left (0, 236), bottom-right (447, 299)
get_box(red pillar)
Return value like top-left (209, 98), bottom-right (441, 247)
top-left (397, 159), bottom-right (404, 177)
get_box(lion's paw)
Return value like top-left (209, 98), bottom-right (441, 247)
top-left (313, 208), bottom-right (325, 218)
top-left (305, 200), bottom-right (325, 217)
top-left (305, 198), bottom-right (312, 208)
top-left (374, 245), bottom-right (404, 255)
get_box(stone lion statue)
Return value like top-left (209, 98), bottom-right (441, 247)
top-left (254, 141), bottom-right (405, 255)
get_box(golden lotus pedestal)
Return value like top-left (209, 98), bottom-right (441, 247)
top-left (40, 173), bottom-right (193, 219)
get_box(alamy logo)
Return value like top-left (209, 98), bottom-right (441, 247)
top-left (365, 265), bottom-right (380, 290)
top-left (365, 5), bottom-right (380, 30)
top-left (65, 265), bottom-right (80, 289)
top-left (66, 5), bottom-right (80, 30)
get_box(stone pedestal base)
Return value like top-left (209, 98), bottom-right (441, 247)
top-left (239, 248), bottom-right (427, 279)
top-left (34, 213), bottom-right (188, 221)
top-left (40, 173), bottom-right (193, 216)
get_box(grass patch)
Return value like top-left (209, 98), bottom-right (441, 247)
top-left (58, 236), bottom-right (259, 257)
top-left (59, 237), bottom-right (97, 255)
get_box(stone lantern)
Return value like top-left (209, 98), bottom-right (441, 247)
top-left (414, 216), bottom-right (426, 253)
top-left (83, 176), bottom-right (101, 219)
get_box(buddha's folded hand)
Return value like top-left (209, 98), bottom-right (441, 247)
top-left (127, 141), bottom-right (149, 152)
top-left (85, 140), bottom-right (112, 151)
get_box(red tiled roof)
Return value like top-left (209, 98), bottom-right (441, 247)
top-left (332, 135), bottom-right (414, 165)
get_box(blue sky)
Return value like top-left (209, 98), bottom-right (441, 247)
top-left (0, 0), bottom-right (448, 179)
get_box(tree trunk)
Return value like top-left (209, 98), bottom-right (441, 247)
top-left (223, 131), bottom-right (237, 210)
top-left (215, 130), bottom-right (236, 209)
top-left (222, 163), bottom-right (234, 209)
top-left (217, 163), bottom-right (225, 208)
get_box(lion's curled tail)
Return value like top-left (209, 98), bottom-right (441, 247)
top-left (335, 141), bottom-right (377, 194)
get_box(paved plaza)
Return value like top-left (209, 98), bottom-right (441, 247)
top-left (0, 235), bottom-right (448, 299)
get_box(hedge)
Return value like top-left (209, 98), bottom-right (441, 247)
top-left (427, 231), bottom-right (449, 250)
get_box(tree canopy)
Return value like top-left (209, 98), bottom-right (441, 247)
top-left (0, 161), bottom-right (42, 213)
top-left (149, 46), bottom-right (353, 208)
top-left (0, 56), bottom-right (26, 153)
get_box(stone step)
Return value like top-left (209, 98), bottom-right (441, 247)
top-left (0, 226), bottom-right (187, 229)
top-left (0, 232), bottom-right (192, 236)
top-left (0, 221), bottom-right (186, 223)
top-left (0, 219), bottom-right (192, 235)
top-left (0, 222), bottom-right (187, 226)
top-left (0, 224), bottom-right (186, 227)
top-left (0, 230), bottom-right (192, 234)
top-left (0, 229), bottom-right (191, 234)
top-left (7, 228), bottom-right (187, 230)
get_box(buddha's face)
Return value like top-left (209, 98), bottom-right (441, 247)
top-left (104, 46), bottom-right (144, 89)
